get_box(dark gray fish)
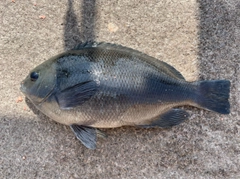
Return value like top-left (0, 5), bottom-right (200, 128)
top-left (20, 42), bottom-right (230, 149)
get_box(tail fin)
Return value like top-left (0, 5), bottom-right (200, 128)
top-left (194, 80), bottom-right (230, 114)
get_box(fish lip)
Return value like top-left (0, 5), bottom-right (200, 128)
top-left (20, 82), bottom-right (26, 94)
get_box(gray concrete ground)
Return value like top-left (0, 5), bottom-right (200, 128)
top-left (0, 0), bottom-right (239, 178)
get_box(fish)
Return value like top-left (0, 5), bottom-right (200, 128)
top-left (20, 42), bottom-right (230, 149)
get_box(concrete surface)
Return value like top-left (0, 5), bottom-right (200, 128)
top-left (0, 0), bottom-right (239, 178)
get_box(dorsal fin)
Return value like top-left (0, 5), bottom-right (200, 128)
top-left (73, 41), bottom-right (99, 50)
top-left (73, 42), bottom-right (185, 80)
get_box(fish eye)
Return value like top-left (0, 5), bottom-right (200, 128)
top-left (30, 72), bottom-right (39, 81)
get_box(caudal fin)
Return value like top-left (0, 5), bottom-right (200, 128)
top-left (195, 80), bottom-right (230, 114)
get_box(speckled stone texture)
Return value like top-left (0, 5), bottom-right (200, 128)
top-left (0, 0), bottom-right (239, 178)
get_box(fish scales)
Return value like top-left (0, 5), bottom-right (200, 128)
top-left (47, 47), bottom-right (192, 127)
top-left (20, 42), bottom-right (230, 149)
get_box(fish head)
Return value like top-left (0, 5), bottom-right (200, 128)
top-left (20, 58), bottom-right (57, 105)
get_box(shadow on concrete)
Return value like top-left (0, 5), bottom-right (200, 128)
top-left (198, 0), bottom-right (237, 80)
top-left (64, 0), bottom-right (97, 50)
top-left (197, 0), bottom-right (239, 120)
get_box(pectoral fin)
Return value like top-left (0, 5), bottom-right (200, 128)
top-left (140, 109), bottom-right (189, 128)
top-left (56, 80), bottom-right (98, 109)
top-left (70, 125), bottom-right (105, 149)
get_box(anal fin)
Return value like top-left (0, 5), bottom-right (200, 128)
top-left (140, 109), bottom-right (189, 128)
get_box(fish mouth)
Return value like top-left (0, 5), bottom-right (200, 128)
top-left (20, 81), bottom-right (27, 94)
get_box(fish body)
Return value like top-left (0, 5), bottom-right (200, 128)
top-left (20, 42), bottom-right (230, 149)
